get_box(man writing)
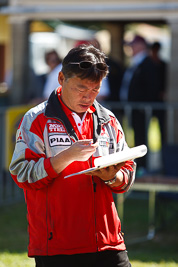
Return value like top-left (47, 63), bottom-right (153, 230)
top-left (9, 45), bottom-right (136, 267)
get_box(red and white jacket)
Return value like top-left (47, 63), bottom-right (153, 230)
top-left (9, 89), bottom-right (136, 257)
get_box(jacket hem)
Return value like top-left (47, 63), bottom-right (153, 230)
top-left (28, 243), bottom-right (126, 257)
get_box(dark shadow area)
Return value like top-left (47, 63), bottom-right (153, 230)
top-left (0, 202), bottom-right (28, 253)
top-left (123, 195), bottom-right (178, 263)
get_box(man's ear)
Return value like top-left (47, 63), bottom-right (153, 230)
top-left (58, 72), bottom-right (65, 86)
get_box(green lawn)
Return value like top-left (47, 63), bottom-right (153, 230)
top-left (0, 196), bottom-right (178, 267)
top-left (0, 252), bottom-right (34, 267)
top-left (124, 194), bottom-right (178, 267)
top-left (0, 202), bottom-right (34, 267)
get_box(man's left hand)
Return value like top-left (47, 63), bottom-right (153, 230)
top-left (86, 162), bottom-right (125, 186)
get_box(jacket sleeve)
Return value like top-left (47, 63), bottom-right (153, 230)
top-left (110, 160), bottom-right (136, 194)
top-left (109, 117), bottom-right (136, 194)
top-left (9, 114), bottom-right (59, 190)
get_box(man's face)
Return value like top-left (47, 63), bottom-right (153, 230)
top-left (58, 72), bottom-right (102, 117)
top-left (130, 41), bottom-right (146, 56)
top-left (46, 53), bottom-right (59, 70)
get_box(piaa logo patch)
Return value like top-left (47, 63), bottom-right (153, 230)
top-left (49, 134), bottom-right (71, 147)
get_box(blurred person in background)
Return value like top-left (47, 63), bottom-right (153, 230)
top-left (29, 49), bottom-right (62, 105)
top-left (119, 35), bottom-right (159, 169)
top-left (42, 49), bottom-right (62, 100)
top-left (9, 44), bottom-right (136, 267)
top-left (150, 41), bottom-right (168, 144)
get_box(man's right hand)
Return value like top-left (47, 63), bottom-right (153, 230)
top-left (68, 139), bottom-right (98, 162)
top-left (50, 139), bottom-right (98, 174)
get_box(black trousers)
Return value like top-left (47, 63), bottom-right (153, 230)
top-left (35, 250), bottom-right (131, 267)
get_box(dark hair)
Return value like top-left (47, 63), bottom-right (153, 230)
top-left (61, 44), bottom-right (109, 82)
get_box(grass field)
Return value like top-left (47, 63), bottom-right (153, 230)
top-left (0, 195), bottom-right (178, 267)
top-left (124, 194), bottom-right (178, 267)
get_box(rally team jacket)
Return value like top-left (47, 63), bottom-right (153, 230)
top-left (9, 89), bottom-right (136, 257)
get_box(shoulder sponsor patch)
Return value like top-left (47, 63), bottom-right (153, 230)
top-left (17, 130), bottom-right (22, 141)
top-left (47, 123), bottom-right (66, 133)
top-left (49, 134), bottom-right (71, 147)
top-left (16, 129), bottom-right (26, 144)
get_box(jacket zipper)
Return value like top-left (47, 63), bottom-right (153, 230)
top-left (46, 188), bottom-right (54, 255)
top-left (92, 176), bottom-right (98, 251)
top-left (89, 156), bottom-right (98, 251)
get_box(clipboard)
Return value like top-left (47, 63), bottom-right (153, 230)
top-left (64, 144), bottom-right (147, 178)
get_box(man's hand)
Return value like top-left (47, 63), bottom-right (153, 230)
top-left (68, 140), bottom-right (98, 162)
top-left (86, 162), bottom-right (126, 187)
top-left (50, 139), bottom-right (98, 174)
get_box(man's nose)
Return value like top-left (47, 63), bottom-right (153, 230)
top-left (83, 92), bottom-right (93, 100)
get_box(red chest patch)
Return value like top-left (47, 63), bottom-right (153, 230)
top-left (47, 123), bottom-right (66, 133)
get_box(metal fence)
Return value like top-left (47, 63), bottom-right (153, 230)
top-left (0, 107), bottom-right (24, 206)
top-left (105, 101), bottom-right (178, 144)
top-left (0, 102), bottom-right (178, 206)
